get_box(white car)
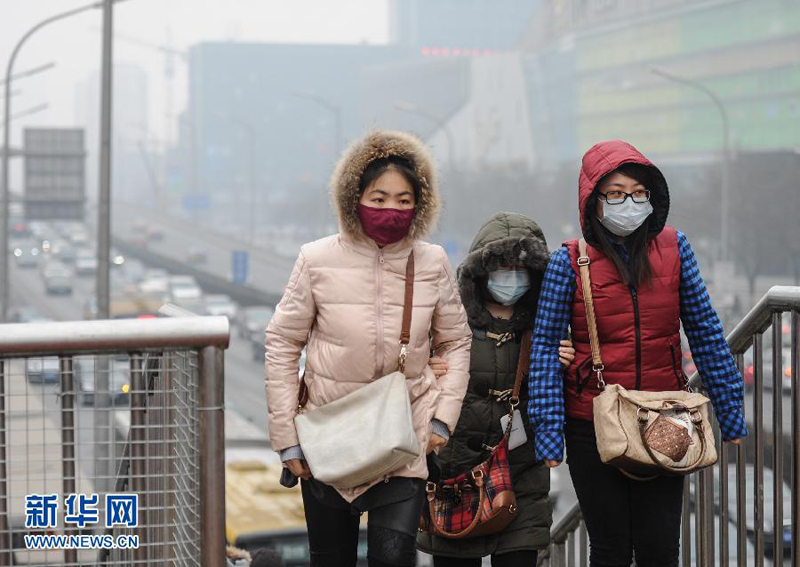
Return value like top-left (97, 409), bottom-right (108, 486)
top-left (75, 250), bottom-right (98, 276)
top-left (204, 294), bottom-right (237, 319)
top-left (27, 357), bottom-right (60, 383)
top-left (139, 270), bottom-right (171, 300)
top-left (169, 275), bottom-right (202, 302)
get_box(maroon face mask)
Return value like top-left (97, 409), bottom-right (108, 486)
top-left (357, 204), bottom-right (415, 247)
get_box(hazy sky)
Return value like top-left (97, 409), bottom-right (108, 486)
top-left (1, 0), bottom-right (389, 147)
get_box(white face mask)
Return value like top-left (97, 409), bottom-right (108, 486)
top-left (487, 270), bottom-right (530, 306)
top-left (599, 198), bottom-right (653, 237)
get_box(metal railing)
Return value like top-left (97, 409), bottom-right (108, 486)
top-left (0, 316), bottom-right (229, 566)
top-left (538, 285), bottom-right (800, 566)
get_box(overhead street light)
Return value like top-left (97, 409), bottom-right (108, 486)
top-left (1, 2), bottom-right (105, 323)
top-left (0, 102), bottom-right (49, 128)
top-left (1, 0), bottom-right (131, 323)
top-left (649, 65), bottom-right (731, 263)
top-left (0, 61), bottom-right (56, 87)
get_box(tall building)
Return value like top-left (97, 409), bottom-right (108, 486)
top-left (76, 64), bottom-right (150, 203)
top-left (389, 0), bottom-right (539, 51)
top-left (520, 0), bottom-right (800, 166)
top-left (184, 42), bottom-right (410, 214)
top-left (366, 1), bottom-right (543, 171)
top-left (23, 128), bottom-right (86, 220)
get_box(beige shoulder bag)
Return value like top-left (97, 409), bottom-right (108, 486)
top-left (294, 251), bottom-right (421, 489)
top-left (578, 239), bottom-right (717, 478)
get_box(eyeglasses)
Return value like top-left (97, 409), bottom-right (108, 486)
top-left (598, 189), bottom-right (651, 205)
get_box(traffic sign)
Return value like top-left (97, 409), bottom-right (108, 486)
top-left (232, 250), bottom-right (249, 285)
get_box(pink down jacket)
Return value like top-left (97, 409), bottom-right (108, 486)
top-left (265, 130), bottom-right (472, 502)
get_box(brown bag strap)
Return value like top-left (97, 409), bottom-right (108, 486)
top-left (511, 331), bottom-right (532, 404)
top-left (398, 250), bottom-right (415, 373)
top-left (578, 239), bottom-right (605, 389)
top-left (299, 250), bottom-right (416, 409)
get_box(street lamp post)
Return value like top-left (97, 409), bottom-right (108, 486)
top-left (96, 0), bottom-right (114, 321)
top-left (650, 66), bottom-right (731, 263)
top-left (1, 1), bottom-right (103, 322)
top-left (393, 100), bottom-right (456, 172)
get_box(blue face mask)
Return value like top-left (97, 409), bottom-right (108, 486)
top-left (487, 270), bottom-right (530, 306)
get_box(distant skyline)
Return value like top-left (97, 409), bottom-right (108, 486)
top-left (0, 0), bottom-right (389, 150)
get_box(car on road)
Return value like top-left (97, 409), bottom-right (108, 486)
top-left (237, 306), bottom-right (274, 339)
top-left (44, 273), bottom-right (73, 296)
top-left (51, 240), bottom-right (76, 264)
top-left (204, 294), bottom-right (237, 319)
top-left (689, 464), bottom-right (791, 560)
top-left (188, 246), bottom-right (208, 264)
top-left (13, 245), bottom-right (39, 268)
top-left (169, 275), bottom-right (203, 302)
top-left (10, 306), bottom-right (46, 323)
top-left (75, 356), bottom-right (131, 406)
top-left (139, 269), bottom-right (171, 301)
top-left (26, 357), bottom-right (60, 384)
top-left (75, 248), bottom-right (98, 276)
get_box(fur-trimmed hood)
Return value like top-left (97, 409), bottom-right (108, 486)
top-left (329, 130), bottom-right (441, 241)
top-left (457, 212), bottom-right (550, 332)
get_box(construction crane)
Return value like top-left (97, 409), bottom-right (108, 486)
top-left (92, 27), bottom-right (188, 142)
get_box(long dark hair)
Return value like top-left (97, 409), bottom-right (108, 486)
top-left (358, 155), bottom-right (421, 202)
top-left (587, 163), bottom-right (655, 289)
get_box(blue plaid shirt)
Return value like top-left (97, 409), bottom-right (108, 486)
top-left (528, 230), bottom-right (748, 462)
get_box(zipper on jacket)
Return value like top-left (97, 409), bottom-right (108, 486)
top-left (630, 286), bottom-right (643, 390)
top-left (670, 343), bottom-right (687, 390)
top-left (375, 250), bottom-right (385, 376)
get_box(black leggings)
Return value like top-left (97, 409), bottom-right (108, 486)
top-left (301, 478), bottom-right (425, 567)
top-left (432, 550), bottom-right (538, 566)
top-left (565, 418), bottom-right (685, 567)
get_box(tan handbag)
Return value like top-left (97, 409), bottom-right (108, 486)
top-left (294, 251), bottom-right (421, 489)
top-left (420, 332), bottom-right (531, 538)
top-left (578, 239), bottom-right (717, 478)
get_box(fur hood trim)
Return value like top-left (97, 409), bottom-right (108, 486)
top-left (330, 130), bottom-right (441, 240)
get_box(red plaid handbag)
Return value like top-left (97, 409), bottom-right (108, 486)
top-left (419, 332), bottom-right (531, 539)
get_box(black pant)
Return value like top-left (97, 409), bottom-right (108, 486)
top-left (301, 478), bottom-right (425, 567)
top-left (565, 418), bottom-right (684, 567)
top-left (432, 550), bottom-right (538, 566)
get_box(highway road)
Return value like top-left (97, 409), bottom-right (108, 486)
top-left (8, 245), bottom-right (270, 435)
top-left (109, 201), bottom-right (296, 300)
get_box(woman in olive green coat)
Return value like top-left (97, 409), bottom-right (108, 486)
top-left (418, 212), bottom-right (574, 566)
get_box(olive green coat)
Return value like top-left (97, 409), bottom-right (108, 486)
top-left (417, 212), bottom-right (553, 558)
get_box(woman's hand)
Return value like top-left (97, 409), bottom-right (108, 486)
top-left (559, 340), bottom-right (576, 369)
top-left (727, 438), bottom-right (741, 445)
top-left (545, 460), bottom-right (561, 468)
top-left (285, 459), bottom-right (312, 480)
top-left (429, 356), bottom-right (449, 378)
top-left (427, 434), bottom-right (447, 454)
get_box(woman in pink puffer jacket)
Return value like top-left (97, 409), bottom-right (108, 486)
top-left (265, 130), bottom-right (472, 567)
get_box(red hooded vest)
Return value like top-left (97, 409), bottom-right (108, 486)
top-left (563, 140), bottom-right (685, 421)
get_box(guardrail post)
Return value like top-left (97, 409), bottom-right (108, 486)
top-left (60, 356), bottom-right (77, 566)
top-left (0, 360), bottom-right (9, 567)
top-left (792, 310), bottom-right (799, 567)
top-left (199, 346), bottom-right (225, 567)
top-left (130, 353), bottom-right (147, 564)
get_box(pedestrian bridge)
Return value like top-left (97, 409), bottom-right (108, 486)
top-left (538, 286), bottom-right (800, 567)
top-left (0, 286), bottom-right (797, 566)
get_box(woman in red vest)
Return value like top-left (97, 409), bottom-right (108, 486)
top-left (528, 140), bottom-right (747, 566)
